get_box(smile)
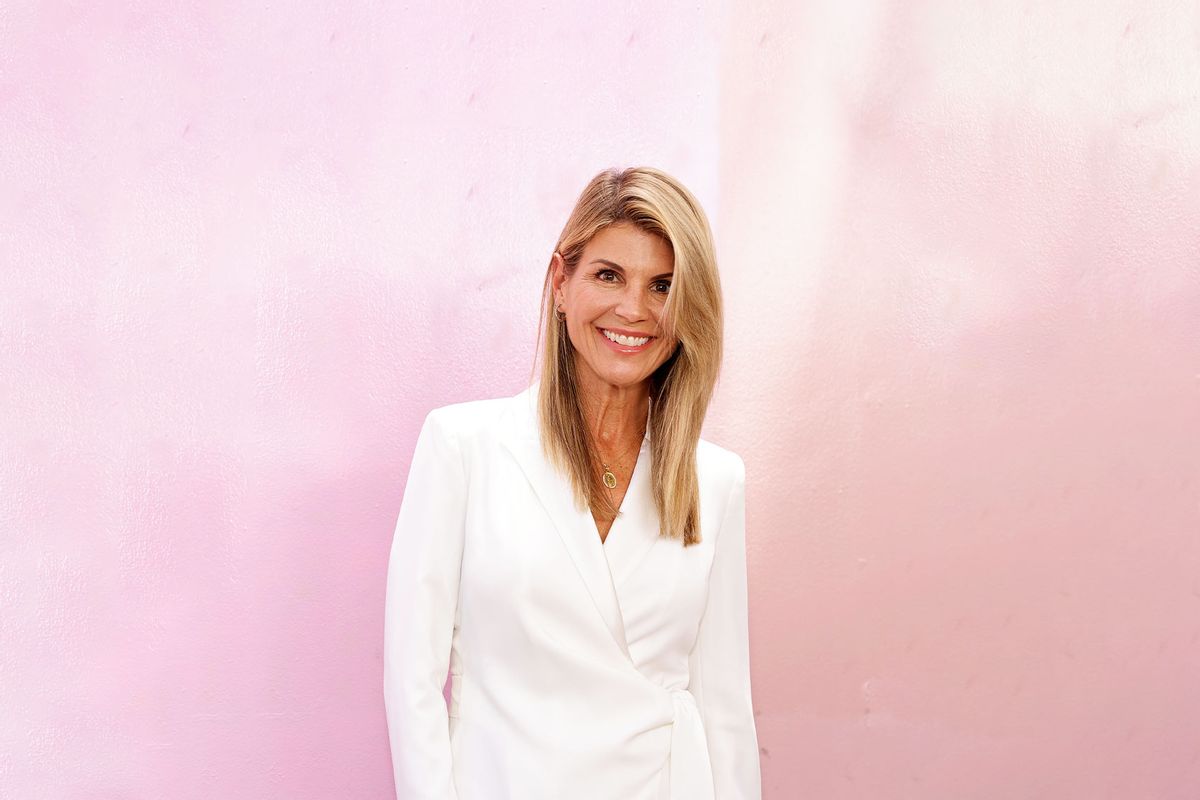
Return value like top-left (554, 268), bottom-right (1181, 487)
top-left (596, 327), bottom-right (654, 353)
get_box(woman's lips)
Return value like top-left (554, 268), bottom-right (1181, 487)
top-left (595, 326), bottom-right (654, 353)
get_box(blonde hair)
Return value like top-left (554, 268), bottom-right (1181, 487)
top-left (528, 166), bottom-right (724, 547)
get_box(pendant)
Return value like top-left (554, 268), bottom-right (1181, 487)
top-left (602, 469), bottom-right (618, 489)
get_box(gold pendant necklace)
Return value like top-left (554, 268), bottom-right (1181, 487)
top-left (599, 435), bottom-right (642, 490)
top-left (602, 467), bottom-right (619, 489)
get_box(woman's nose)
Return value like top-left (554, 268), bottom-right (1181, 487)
top-left (615, 285), bottom-right (650, 320)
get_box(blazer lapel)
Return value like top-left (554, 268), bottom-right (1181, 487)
top-left (602, 440), bottom-right (661, 591)
top-left (499, 380), bottom-right (632, 662)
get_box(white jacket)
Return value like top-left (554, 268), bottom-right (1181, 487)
top-left (383, 379), bottom-right (761, 799)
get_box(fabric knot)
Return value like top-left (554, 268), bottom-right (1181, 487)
top-left (666, 688), bottom-right (714, 799)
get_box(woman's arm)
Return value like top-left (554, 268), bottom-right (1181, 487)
top-left (383, 408), bottom-right (466, 800)
top-left (687, 454), bottom-right (763, 799)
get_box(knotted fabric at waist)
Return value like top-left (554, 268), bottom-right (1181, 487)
top-left (666, 687), bottom-right (714, 800)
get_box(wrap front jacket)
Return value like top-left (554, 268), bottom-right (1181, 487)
top-left (383, 379), bottom-right (761, 799)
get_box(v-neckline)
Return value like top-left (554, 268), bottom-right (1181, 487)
top-left (598, 438), bottom-right (648, 548)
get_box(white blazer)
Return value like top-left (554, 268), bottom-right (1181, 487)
top-left (383, 379), bottom-right (761, 800)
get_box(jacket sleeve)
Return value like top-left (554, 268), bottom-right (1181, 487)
top-left (383, 408), bottom-right (466, 800)
top-left (687, 453), bottom-right (762, 799)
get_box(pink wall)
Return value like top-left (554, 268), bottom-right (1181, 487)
top-left (2, 2), bottom-right (1197, 798)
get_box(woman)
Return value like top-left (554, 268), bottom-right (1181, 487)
top-left (384, 166), bottom-right (761, 799)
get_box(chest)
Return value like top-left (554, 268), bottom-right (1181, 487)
top-left (459, 449), bottom-right (717, 671)
top-left (591, 485), bottom-right (630, 543)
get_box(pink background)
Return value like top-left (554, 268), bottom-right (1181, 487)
top-left (3, 2), bottom-right (1198, 798)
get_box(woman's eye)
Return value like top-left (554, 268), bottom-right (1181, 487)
top-left (653, 281), bottom-right (671, 293)
top-left (598, 269), bottom-right (618, 282)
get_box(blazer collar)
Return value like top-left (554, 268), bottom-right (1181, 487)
top-left (498, 379), bottom-right (655, 663)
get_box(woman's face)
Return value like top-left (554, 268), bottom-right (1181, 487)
top-left (552, 221), bottom-right (679, 392)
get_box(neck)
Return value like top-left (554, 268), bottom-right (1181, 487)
top-left (574, 371), bottom-right (650, 451)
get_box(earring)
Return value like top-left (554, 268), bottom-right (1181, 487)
top-left (555, 304), bottom-right (566, 321)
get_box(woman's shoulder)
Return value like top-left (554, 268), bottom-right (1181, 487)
top-left (696, 436), bottom-right (747, 488)
top-left (421, 388), bottom-right (523, 443)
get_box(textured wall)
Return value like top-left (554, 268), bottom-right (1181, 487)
top-left (2, 1), bottom-right (1197, 798)
top-left (716, 2), bottom-right (1200, 797)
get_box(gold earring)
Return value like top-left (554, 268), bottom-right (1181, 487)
top-left (555, 305), bottom-right (566, 321)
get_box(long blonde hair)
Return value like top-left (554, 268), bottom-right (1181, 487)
top-left (528, 166), bottom-right (724, 547)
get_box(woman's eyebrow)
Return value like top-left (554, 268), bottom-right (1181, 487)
top-left (588, 258), bottom-right (674, 280)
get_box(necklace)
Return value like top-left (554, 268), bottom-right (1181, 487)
top-left (598, 435), bottom-right (644, 490)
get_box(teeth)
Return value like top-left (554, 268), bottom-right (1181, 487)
top-left (602, 329), bottom-right (650, 347)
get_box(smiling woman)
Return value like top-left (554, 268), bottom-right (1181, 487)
top-left (384, 166), bottom-right (758, 800)
top-left (536, 169), bottom-right (728, 542)
top-left (557, 224), bottom-right (675, 373)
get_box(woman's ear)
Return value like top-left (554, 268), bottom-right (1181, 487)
top-left (550, 251), bottom-right (567, 298)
